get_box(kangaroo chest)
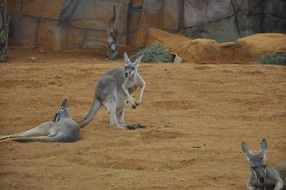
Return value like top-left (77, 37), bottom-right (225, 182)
top-left (128, 85), bottom-right (138, 94)
top-left (124, 74), bottom-right (142, 94)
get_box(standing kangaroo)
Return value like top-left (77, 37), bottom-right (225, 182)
top-left (241, 139), bottom-right (286, 190)
top-left (0, 98), bottom-right (80, 143)
top-left (78, 52), bottom-right (145, 129)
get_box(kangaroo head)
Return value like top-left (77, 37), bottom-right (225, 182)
top-left (241, 138), bottom-right (268, 184)
top-left (53, 98), bottom-right (71, 122)
top-left (123, 52), bottom-right (143, 78)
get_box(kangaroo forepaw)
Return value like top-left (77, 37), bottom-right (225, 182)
top-left (132, 102), bottom-right (140, 109)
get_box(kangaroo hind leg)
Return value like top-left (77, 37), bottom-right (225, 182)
top-left (0, 123), bottom-right (52, 141)
top-left (103, 98), bottom-right (120, 128)
top-left (116, 106), bottom-right (125, 125)
top-left (12, 135), bottom-right (61, 143)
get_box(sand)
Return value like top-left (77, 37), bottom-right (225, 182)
top-left (0, 49), bottom-right (285, 190)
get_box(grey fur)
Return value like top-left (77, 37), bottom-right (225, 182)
top-left (241, 139), bottom-right (286, 190)
top-left (0, 98), bottom-right (80, 143)
top-left (78, 52), bottom-right (145, 129)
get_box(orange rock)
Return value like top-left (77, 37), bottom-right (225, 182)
top-left (22, 0), bottom-right (65, 19)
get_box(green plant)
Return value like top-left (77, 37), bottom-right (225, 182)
top-left (130, 43), bottom-right (173, 63)
top-left (258, 52), bottom-right (286, 66)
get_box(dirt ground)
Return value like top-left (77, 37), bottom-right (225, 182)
top-left (0, 49), bottom-right (285, 190)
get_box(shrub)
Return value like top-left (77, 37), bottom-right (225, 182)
top-left (130, 43), bottom-right (173, 63)
top-left (258, 52), bottom-right (286, 66)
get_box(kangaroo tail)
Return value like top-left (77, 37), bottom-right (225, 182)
top-left (78, 96), bottom-right (102, 128)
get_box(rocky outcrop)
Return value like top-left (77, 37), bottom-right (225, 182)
top-left (147, 28), bottom-right (286, 64)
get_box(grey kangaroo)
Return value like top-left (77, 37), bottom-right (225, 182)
top-left (0, 98), bottom-right (80, 143)
top-left (241, 138), bottom-right (286, 190)
top-left (78, 52), bottom-right (145, 129)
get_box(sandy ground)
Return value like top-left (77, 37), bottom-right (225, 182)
top-left (0, 49), bottom-right (285, 190)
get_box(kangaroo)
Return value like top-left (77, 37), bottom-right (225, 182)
top-left (0, 98), bottom-right (80, 143)
top-left (241, 138), bottom-right (286, 190)
top-left (78, 52), bottom-right (146, 130)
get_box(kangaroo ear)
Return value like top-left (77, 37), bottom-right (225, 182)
top-left (258, 138), bottom-right (267, 160)
top-left (241, 141), bottom-right (253, 160)
top-left (124, 52), bottom-right (131, 65)
top-left (259, 138), bottom-right (268, 151)
top-left (53, 112), bottom-right (61, 122)
top-left (61, 98), bottom-right (70, 108)
top-left (133, 54), bottom-right (144, 67)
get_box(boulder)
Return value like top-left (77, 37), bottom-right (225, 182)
top-left (237, 33), bottom-right (286, 58)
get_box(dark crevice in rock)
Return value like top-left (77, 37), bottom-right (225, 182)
top-left (244, 13), bottom-right (286, 19)
top-left (231, 0), bottom-right (241, 37)
top-left (184, 14), bottom-right (235, 29)
top-left (260, 0), bottom-right (267, 33)
top-left (58, 0), bottom-right (79, 24)
top-left (33, 17), bottom-right (41, 48)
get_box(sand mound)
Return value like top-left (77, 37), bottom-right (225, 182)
top-left (237, 33), bottom-right (286, 57)
top-left (146, 28), bottom-right (286, 64)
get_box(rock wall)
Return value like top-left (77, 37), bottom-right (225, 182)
top-left (8, 0), bottom-right (128, 50)
top-left (143, 0), bottom-right (286, 42)
top-left (7, 0), bottom-right (286, 50)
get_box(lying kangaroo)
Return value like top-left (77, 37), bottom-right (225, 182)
top-left (0, 98), bottom-right (80, 143)
top-left (241, 139), bottom-right (286, 190)
top-left (78, 52), bottom-right (145, 129)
